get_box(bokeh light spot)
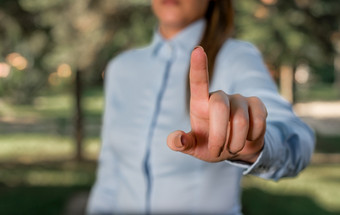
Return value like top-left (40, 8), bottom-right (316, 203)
top-left (0, 62), bottom-right (11, 78)
top-left (6, 52), bottom-right (28, 70)
top-left (254, 5), bottom-right (269, 19)
top-left (48, 72), bottom-right (61, 86)
top-left (57, 63), bottom-right (72, 78)
top-left (261, 0), bottom-right (277, 5)
top-left (295, 64), bottom-right (310, 84)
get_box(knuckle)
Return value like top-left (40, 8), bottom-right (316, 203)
top-left (210, 91), bottom-right (223, 100)
top-left (216, 90), bottom-right (226, 96)
top-left (248, 96), bottom-right (268, 117)
top-left (210, 95), bottom-right (229, 111)
top-left (214, 100), bottom-right (228, 113)
top-left (248, 96), bottom-right (265, 108)
top-left (231, 93), bottom-right (243, 100)
top-left (248, 96), bottom-right (261, 103)
top-left (233, 116), bottom-right (248, 128)
top-left (253, 116), bottom-right (266, 129)
top-left (209, 92), bottom-right (219, 100)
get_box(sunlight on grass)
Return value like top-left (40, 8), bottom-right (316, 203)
top-left (83, 138), bottom-right (101, 160)
top-left (0, 134), bottom-right (72, 162)
top-left (25, 170), bottom-right (90, 186)
top-left (84, 96), bottom-right (104, 115)
top-left (0, 100), bottom-right (40, 119)
top-left (0, 93), bottom-right (73, 119)
top-left (242, 164), bottom-right (340, 212)
top-left (34, 94), bottom-right (73, 114)
top-left (83, 87), bottom-right (104, 115)
top-left (0, 134), bottom-right (100, 162)
top-left (0, 133), bottom-right (99, 187)
top-left (0, 88), bottom-right (104, 121)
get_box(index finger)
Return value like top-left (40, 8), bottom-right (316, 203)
top-left (190, 46), bottom-right (210, 103)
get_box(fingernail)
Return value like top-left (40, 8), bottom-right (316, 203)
top-left (193, 46), bottom-right (204, 51)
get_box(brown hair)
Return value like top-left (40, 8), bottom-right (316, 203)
top-left (200, 0), bottom-right (234, 80)
top-left (187, 0), bottom-right (234, 107)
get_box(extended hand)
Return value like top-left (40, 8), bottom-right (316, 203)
top-left (167, 46), bottom-right (267, 163)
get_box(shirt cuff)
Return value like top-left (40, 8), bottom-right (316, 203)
top-left (225, 125), bottom-right (282, 177)
top-left (224, 149), bottom-right (264, 173)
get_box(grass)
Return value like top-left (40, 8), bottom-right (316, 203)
top-left (242, 188), bottom-right (339, 215)
top-left (0, 134), bottom-right (100, 162)
top-left (242, 164), bottom-right (340, 214)
top-left (0, 132), bottom-right (339, 215)
top-left (0, 161), bottom-right (96, 215)
top-left (296, 83), bottom-right (339, 102)
top-left (0, 159), bottom-right (339, 215)
top-left (0, 161), bottom-right (96, 187)
top-left (0, 186), bottom-right (90, 215)
top-left (0, 86), bottom-right (104, 120)
top-left (315, 134), bottom-right (340, 153)
top-left (0, 87), bottom-right (102, 214)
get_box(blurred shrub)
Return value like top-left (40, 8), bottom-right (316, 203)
top-left (0, 0), bottom-right (155, 104)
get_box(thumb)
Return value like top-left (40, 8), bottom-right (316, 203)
top-left (167, 130), bottom-right (195, 152)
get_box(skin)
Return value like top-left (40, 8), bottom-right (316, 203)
top-left (152, 0), bottom-right (267, 163)
top-left (151, 0), bottom-right (210, 39)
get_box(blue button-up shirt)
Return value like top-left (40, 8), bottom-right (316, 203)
top-left (87, 19), bottom-right (315, 215)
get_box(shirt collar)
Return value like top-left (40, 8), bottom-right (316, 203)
top-left (151, 19), bottom-right (206, 58)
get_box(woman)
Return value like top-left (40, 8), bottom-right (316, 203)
top-left (87, 0), bottom-right (315, 214)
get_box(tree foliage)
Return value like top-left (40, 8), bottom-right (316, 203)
top-left (235, 0), bottom-right (340, 83)
top-left (0, 0), bottom-right (155, 104)
top-left (0, 0), bottom-right (339, 104)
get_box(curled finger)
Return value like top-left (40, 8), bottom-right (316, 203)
top-left (227, 94), bottom-right (249, 154)
top-left (208, 91), bottom-right (230, 157)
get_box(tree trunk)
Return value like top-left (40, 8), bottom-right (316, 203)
top-left (334, 54), bottom-right (340, 99)
top-left (74, 69), bottom-right (83, 161)
top-left (331, 29), bottom-right (340, 98)
top-left (280, 65), bottom-right (295, 103)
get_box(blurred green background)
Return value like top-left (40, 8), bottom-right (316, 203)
top-left (0, 0), bottom-right (340, 214)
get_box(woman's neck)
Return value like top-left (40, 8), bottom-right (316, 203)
top-left (159, 24), bottom-right (184, 40)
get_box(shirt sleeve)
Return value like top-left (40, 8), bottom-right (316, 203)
top-left (221, 41), bottom-right (315, 181)
top-left (86, 59), bottom-right (119, 214)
